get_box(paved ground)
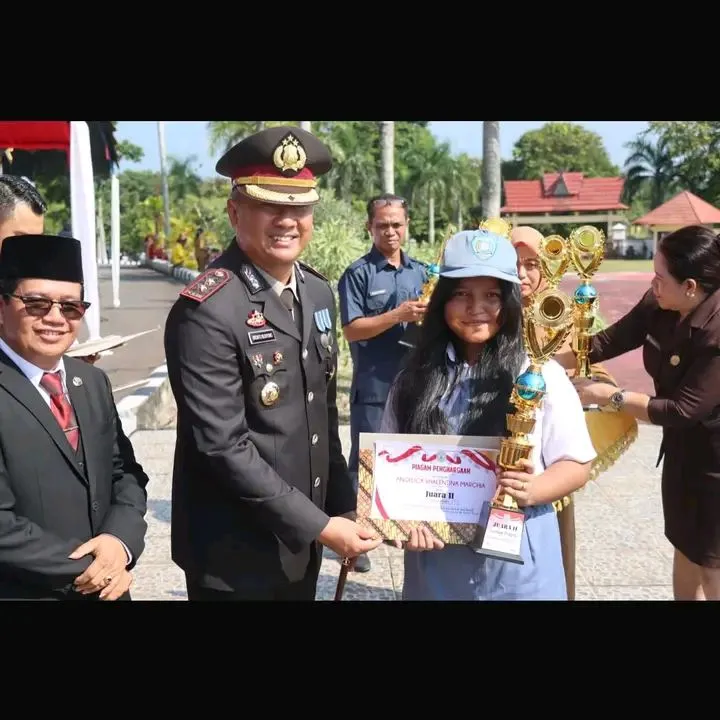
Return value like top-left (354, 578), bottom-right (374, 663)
top-left (85, 267), bottom-right (181, 402)
top-left (129, 420), bottom-right (673, 601)
top-left (559, 272), bottom-right (654, 396)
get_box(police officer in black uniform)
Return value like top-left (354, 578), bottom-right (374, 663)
top-left (164, 126), bottom-right (381, 601)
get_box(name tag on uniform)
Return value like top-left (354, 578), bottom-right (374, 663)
top-left (248, 329), bottom-right (276, 345)
top-left (369, 289), bottom-right (387, 296)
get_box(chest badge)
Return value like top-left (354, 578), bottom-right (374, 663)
top-left (273, 351), bottom-right (283, 365)
top-left (247, 310), bottom-right (266, 328)
top-left (251, 353), bottom-right (264, 368)
top-left (314, 308), bottom-right (332, 333)
top-left (314, 308), bottom-right (333, 349)
top-left (670, 354), bottom-right (680, 366)
top-left (261, 381), bottom-right (280, 406)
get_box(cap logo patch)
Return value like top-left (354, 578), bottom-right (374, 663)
top-left (471, 231), bottom-right (497, 261)
top-left (273, 135), bottom-right (307, 173)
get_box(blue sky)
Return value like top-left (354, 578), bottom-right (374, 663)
top-left (115, 121), bottom-right (649, 177)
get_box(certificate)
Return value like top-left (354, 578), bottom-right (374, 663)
top-left (356, 432), bottom-right (501, 545)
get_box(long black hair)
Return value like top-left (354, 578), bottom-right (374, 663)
top-left (392, 276), bottom-right (525, 436)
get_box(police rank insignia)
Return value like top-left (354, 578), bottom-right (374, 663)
top-left (180, 269), bottom-right (231, 303)
top-left (247, 310), bottom-right (266, 327)
top-left (261, 381), bottom-right (280, 406)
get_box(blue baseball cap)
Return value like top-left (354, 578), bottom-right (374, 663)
top-left (439, 229), bottom-right (520, 284)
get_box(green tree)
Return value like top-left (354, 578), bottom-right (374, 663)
top-left (623, 135), bottom-right (678, 208)
top-left (511, 122), bottom-right (619, 179)
top-left (646, 121), bottom-right (720, 201)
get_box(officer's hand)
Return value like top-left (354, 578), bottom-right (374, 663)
top-left (318, 517), bottom-right (382, 558)
top-left (394, 300), bottom-right (427, 324)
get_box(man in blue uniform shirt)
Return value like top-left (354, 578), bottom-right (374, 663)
top-left (338, 193), bottom-right (428, 572)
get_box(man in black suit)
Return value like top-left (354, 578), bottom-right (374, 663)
top-left (0, 234), bottom-right (148, 600)
top-left (164, 126), bottom-right (381, 601)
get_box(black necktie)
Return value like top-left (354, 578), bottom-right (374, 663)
top-left (281, 288), bottom-right (301, 333)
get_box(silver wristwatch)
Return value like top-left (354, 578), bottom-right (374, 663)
top-left (609, 389), bottom-right (625, 410)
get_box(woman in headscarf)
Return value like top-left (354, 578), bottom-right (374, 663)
top-left (380, 227), bottom-right (596, 600)
top-left (511, 226), bottom-right (638, 601)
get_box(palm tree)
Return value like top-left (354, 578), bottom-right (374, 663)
top-left (380, 121), bottom-right (395, 193)
top-left (481, 121), bottom-right (501, 218)
top-left (623, 136), bottom-right (678, 209)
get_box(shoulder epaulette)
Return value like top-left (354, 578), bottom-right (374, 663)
top-left (346, 255), bottom-right (370, 273)
top-left (297, 260), bottom-right (329, 283)
top-left (179, 268), bottom-right (232, 303)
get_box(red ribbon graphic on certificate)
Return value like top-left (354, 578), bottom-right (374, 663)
top-left (372, 442), bottom-right (497, 523)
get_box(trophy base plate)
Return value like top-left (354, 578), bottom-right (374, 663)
top-left (471, 502), bottom-right (525, 565)
top-left (473, 546), bottom-right (524, 565)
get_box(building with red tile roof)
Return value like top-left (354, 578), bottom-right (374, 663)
top-left (501, 171), bottom-right (628, 237)
top-left (633, 190), bottom-right (720, 255)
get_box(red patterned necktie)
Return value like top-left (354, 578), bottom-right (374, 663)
top-left (40, 371), bottom-right (79, 451)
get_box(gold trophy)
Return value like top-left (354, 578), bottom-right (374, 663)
top-left (567, 226), bottom-right (605, 378)
top-left (398, 224), bottom-right (456, 349)
top-left (475, 225), bottom-right (574, 564)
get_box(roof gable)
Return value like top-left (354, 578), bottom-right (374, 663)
top-left (502, 171), bottom-right (627, 213)
top-left (633, 190), bottom-right (720, 226)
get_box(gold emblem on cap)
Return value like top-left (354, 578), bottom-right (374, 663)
top-left (478, 217), bottom-right (512, 238)
top-left (273, 135), bottom-right (307, 173)
top-left (261, 381), bottom-right (280, 406)
top-left (670, 354), bottom-right (680, 366)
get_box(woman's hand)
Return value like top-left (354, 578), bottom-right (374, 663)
top-left (572, 378), bottom-right (616, 407)
top-left (394, 526), bottom-right (444, 552)
top-left (496, 457), bottom-right (536, 507)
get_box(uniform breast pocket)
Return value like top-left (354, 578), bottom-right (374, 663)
top-left (244, 348), bottom-right (288, 410)
top-left (642, 335), bottom-right (662, 379)
top-left (366, 286), bottom-right (392, 315)
top-left (314, 333), bottom-right (336, 386)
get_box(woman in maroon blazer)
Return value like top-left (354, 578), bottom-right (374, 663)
top-left (556, 225), bottom-right (720, 600)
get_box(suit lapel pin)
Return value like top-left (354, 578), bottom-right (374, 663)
top-left (72, 376), bottom-right (82, 386)
top-left (251, 353), bottom-right (263, 368)
top-left (670, 354), bottom-right (680, 366)
top-left (247, 310), bottom-right (266, 328)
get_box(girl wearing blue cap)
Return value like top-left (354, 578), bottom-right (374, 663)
top-left (380, 227), bottom-right (596, 600)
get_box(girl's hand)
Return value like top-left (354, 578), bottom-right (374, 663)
top-left (496, 457), bottom-right (536, 507)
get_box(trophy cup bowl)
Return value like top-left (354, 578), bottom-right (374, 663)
top-left (568, 225), bottom-right (605, 379)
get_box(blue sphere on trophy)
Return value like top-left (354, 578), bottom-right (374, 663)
top-left (515, 369), bottom-right (547, 402)
top-left (567, 225), bottom-right (605, 378)
top-left (573, 282), bottom-right (598, 305)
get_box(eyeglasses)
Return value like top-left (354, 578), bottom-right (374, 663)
top-left (7, 294), bottom-right (90, 320)
top-left (370, 197), bottom-right (408, 209)
top-left (517, 259), bottom-right (541, 272)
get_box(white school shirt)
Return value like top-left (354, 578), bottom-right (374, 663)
top-left (381, 351), bottom-right (597, 475)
